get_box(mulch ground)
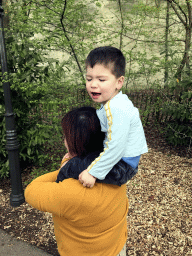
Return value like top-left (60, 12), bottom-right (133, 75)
top-left (0, 124), bottom-right (191, 256)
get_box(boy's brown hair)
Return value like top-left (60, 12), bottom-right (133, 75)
top-left (86, 46), bottom-right (126, 78)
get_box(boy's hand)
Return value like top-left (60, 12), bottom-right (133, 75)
top-left (79, 169), bottom-right (96, 188)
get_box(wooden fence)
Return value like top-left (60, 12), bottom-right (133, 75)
top-left (73, 86), bottom-right (191, 126)
top-left (126, 88), bottom-right (190, 126)
top-left (39, 85), bottom-right (191, 134)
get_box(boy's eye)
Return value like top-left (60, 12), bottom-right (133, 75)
top-left (99, 79), bottom-right (105, 82)
top-left (86, 78), bottom-right (92, 82)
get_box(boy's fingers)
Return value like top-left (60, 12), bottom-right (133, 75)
top-left (80, 181), bottom-right (93, 188)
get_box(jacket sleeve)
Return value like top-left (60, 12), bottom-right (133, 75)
top-left (88, 102), bottom-right (131, 180)
top-left (56, 157), bottom-right (82, 183)
top-left (24, 169), bottom-right (83, 217)
top-left (25, 170), bottom-right (61, 214)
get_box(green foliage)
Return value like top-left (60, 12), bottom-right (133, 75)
top-left (0, 0), bottom-right (98, 178)
top-left (126, 81), bottom-right (192, 148)
top-left (0, 31), bottom-right (57, 178)
top-left (162, 78), bottom-right (192, 146)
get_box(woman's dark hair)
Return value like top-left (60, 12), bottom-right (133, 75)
top-left (85, 46), bottom-right (126, 78)
top-left (61, 107), bottom-right (105, 157)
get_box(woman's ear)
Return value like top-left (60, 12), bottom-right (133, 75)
top-left (117, 76), bottom-right (124, 90)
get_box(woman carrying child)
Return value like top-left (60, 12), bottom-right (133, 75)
top-left (25, 106), bottom-right (129, 256)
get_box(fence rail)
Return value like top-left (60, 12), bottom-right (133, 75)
top-left (127, 88), bottom-right (191, 126)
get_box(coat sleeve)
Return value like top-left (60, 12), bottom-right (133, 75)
top-left (25, 170), bottom-right (60, 214)
top-left (24, 169), bottom-right (83, 217)
top-left (88, 102), bottom-right (131, 180)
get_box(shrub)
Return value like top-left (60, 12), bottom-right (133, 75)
top-left (162, 78), bottom-right (192, 146)
top-left (0, 33), bottom-right (58, 178)
top-left (0, 0), bottom-right (98, 178)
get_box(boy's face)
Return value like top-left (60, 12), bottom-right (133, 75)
top-left (86, 64), bottom-right (124, 105)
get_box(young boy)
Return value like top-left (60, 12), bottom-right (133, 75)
top-left (79, 46), bottom-right (148, 188)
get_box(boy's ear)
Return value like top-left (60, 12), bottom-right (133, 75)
top-left (117, 76), bottom-right (124, 90)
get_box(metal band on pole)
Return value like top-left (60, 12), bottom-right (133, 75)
top-left (0, 2), bottom-right (25, 207)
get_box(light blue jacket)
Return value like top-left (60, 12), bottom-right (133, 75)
top-left (88, 91), bottom-right (148, 180)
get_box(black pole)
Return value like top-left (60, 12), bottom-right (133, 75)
top-left (0, 2), bottom-right (25, 207)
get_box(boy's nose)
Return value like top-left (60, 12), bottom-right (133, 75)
top-left (91, 80), bottom-right (98, 88)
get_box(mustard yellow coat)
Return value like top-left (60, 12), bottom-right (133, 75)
top-left (25, 160), bottom-right (128, 256)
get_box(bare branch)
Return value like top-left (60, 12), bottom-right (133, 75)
top-left (60, 0), bottom-right (84, 83)
top-left (104, 28), bottom-right (185, 43)
top-left (167, 0), bottom-right (187, 26)
top-left (186, 0), bottom-right (192, 27)
top-left (118, 0), bottom-right (124, 50)
top-left (33, 0), bottom-right (60, 15)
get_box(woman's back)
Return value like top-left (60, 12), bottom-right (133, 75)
top-left (25, 171), bottom-right (128, 256)
top-left (25, 106), bottom-right (128, 256)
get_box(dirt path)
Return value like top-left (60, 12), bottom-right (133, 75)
top-left (126, 125), bottom-right (191, 255)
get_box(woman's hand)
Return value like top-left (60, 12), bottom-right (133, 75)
top-left (79, 169), bottom-right (96, 188)
top-left (60, 153), bottom-right (71, 168)
top-left (62, 153), bottom-right (71, 161)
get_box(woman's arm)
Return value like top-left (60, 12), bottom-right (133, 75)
top-left (25, 170), bottom-right (80, 216)
top-left (24, 170), bottom-right (59, 212)
top-left (25, 156), bottom-right (71, 215)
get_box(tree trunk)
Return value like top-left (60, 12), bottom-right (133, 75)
top-left (175, 25), bottom-right (191, 80)
top-left (164, 0), bottom-right (170, 83)
top-left (118, 0), bottom-right (124, 50)
top-left (2, 0), bottom-right (10, 31)
top-left (167, 0), bottom-right (192, 80)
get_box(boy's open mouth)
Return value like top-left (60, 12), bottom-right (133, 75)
top-left (91, 92), bottom-right (101, 96)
